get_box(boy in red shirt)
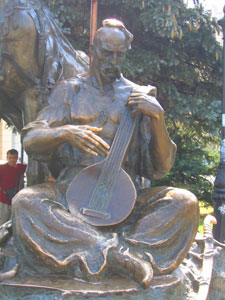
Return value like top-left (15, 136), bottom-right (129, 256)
top-left (0, 149), bottom-right (26, 225)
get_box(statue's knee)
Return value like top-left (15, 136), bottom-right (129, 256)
top-left (12, 187), bottom-right (33, 212)
top-left (167, 187), bottom-right (199, 212)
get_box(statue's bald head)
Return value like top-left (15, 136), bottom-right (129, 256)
top-left (93, 19), bottom-right (133, 50)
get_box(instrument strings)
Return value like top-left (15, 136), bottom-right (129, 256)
top-left (88, 108), bottom-right (136, 212)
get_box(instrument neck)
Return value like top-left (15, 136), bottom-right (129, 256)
top-left (99, 108), bottom-right (140, 190)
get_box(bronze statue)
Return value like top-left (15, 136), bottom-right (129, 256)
top-left (7, 19), bottom-right (200, 290)
top-left (0, 0), bottom-right (88, 185)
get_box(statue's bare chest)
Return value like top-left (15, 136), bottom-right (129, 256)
top-left (70, 86), bottom-right (126, 140)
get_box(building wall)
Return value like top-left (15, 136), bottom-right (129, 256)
top-left (0, 120), bottom-right (12, 161)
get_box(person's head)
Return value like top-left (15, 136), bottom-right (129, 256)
top-left (91, 19), bottom-right (133, 86)
top-left (6, 149), bottom-right (18, 167)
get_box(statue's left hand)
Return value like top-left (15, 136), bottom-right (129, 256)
top-left (127, 92), bottom-right (164, 120)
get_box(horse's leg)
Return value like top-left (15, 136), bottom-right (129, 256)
top-left (22, 88), bottom-right (50, 186)
top-left (0, 92), bottom-right (23, 131)
top-left (21, 88), bottom-right (40, 126)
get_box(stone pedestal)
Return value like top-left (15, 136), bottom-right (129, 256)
top-left (1, 241), bottom-right (225, 299)
top-left (0, 272), bottom-right (184, 300)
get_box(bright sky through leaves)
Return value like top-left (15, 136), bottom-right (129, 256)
top-left (187, 0), bottom-right (225, 19)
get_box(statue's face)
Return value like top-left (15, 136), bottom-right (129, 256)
top-left (93, 27), bottom-right (129, 84)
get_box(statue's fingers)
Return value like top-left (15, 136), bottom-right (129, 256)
top-left (87, 143), bottom-right (106, 157)
top-left (127, 99), bottom-right (140, 106)
top-left (129, 96), bottom-right (143, 100)
top-left (88, 132), bottom-right (110, 150)
top-left (129, 92), bottom-right (144, 96)
top-left (82, 147), bottom-right (99, 156)
top-left (84, 135), bottom-right (109, 155)
top-left (129, 92), bottom-right (149, 99)
top-left (76, 134), bottom-right (108, 156)
top-left (85, 126), bottom-right (103, 132)
top-left (77, 142), bottom-right (99, 156)
top-left (69, 139), bottom-right (98, 156)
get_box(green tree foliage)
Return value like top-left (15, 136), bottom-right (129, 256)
top-left (44, 0), bottom-right (222, 204)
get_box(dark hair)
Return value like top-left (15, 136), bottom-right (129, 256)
top-left (94, 19), bottom-right (133, 50)
top-left (7, 149), bottom-right (18, 156)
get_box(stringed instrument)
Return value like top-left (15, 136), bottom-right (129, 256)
top-left (66, 91), bottom-right (140, 227)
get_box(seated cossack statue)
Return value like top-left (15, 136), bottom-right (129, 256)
top-left (12, 19), bottom-right (199, 288)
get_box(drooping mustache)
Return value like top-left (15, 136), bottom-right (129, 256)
top-left (101, 64), bottom-right (121, 80)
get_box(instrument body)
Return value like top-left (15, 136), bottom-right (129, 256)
top-left (67, 160), bottom-right (136, 226)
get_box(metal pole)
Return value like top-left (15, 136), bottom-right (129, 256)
top-left (213, 5), bottom-right (225, 243)
top-left (89, 0), bottom-right (98, 67)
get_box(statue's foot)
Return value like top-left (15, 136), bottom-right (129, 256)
top-left (111, 247), bottom-right (153, 288)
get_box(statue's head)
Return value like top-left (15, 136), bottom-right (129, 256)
top-left (91, 19), bottom-right (133, 85)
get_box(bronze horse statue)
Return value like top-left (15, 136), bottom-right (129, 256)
top-left (0, 0), bottom-right (88, 184)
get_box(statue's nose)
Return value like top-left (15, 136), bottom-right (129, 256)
top-left (112, 52), bottom-right (118, 65)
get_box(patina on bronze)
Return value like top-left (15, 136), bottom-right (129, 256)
top-left (0, 0), bottom-right (88, 185)
top-left (0, 19), bottom-right (199, 295)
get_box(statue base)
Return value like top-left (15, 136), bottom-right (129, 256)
top-left (0, 273), bottom-right (184, 300)
top-left (2, 237), bottom-right (225, 299)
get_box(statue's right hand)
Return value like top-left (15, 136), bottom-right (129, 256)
top-left (62, 125), bottom-right (110, 156)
